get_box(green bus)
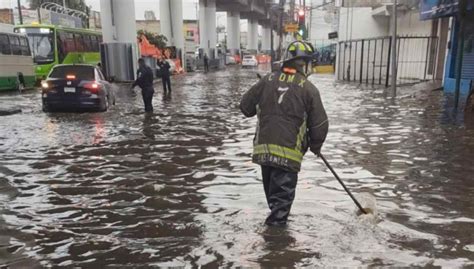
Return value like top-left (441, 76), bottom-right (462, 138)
top-left (0, 31), bottom-right (36, 91)
top-left (14, 24), bottom-right (102, 80)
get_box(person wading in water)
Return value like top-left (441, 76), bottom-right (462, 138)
top-left (240, 41), bottom-right (329, 226)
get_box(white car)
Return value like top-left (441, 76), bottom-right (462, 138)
top-left (242, 55), bottom-right (258, 67)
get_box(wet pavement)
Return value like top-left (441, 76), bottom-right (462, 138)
top-left (0, 66), bottom-right (473, 267)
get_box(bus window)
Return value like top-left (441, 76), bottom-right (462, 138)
top-left (74, 33), bottom-right (84, 52)
top-left (90, 35), bottom-right (99, 52)
top-left (26, 29), bottom-right (55, 64)
top-left (19, 36), bottom-right (31, 56)
top-left (0, 34), bottom-right (11, 55)
top-left (9, 35), bottom-right (21, 55)
top-left (83, 34), bottom-right (92, 52)
top-left (56, 33), bottom-right (65, 63)
top-left (62, 32), bottom-right (75, 54)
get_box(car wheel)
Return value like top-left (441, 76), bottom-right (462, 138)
top-left (42, 104), bottom-right (50, 112)
top-left (101, 96), bottom-right (109, 112)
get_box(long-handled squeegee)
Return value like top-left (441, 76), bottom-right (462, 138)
top-left (319, 154), bottom-right (368, 214)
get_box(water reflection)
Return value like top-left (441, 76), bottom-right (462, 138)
top-left (0, 68), bottom-right (473, 267)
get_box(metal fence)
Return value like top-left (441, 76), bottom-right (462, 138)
top-left (337, 36), bottom-right (439, 86)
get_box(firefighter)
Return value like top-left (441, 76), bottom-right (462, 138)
top-left (131, 58), bottom-right (155, 112)
top-left (240, 41), bottom-right (329, 226)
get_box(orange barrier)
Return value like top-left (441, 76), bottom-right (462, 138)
top-left (234, 55), bottom-right (241, 64)
top-left (172, 59), bottom-right (184, 74)
top-left (138, 34), bottom-right (162, 58)
top-left (137, 34), bottom-right (184, 74)
top-left (256, 54), bottom-right (271, 64)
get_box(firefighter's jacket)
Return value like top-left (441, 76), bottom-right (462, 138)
top-left (240, 70), bottom-right (329, 172)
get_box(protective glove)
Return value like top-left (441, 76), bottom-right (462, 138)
top-left (312, 148), bottom-right (322, 158)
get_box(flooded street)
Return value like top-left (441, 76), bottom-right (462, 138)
top-left (0, 67), bottom-right (473, 267)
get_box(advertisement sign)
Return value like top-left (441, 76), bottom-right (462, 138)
top-left (40, 8), bottom-right (83, 28)
top-left (284, 23), bottom-right (299, 33)
top-left (420, 0), bottom-right (474, 20)
top-left (0, 9), bottom-right (13, 24)
top-left (89, 11), bottom-right (101, 30)
top-left (328, 31), bottom-right (338, 39)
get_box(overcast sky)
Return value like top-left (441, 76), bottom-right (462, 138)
top-left (85, 0), bottom-right (200, 20)
top-left (0, 0), bottom-right (200, 20)
top-left (0, 0), bottom-right (331, 36)
top-left (0, 0), bottom-right (230, 25)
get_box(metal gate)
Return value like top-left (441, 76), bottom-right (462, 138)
top-left (337, 36), bottom-right (439, 86)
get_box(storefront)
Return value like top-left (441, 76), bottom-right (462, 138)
top-left (421, 0), bottom-right (474, 94)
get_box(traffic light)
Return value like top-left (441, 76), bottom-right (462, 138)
top-left (298, 9), bottom-right (305, 25)
top-left (297, 9), bottom-right (307, 39)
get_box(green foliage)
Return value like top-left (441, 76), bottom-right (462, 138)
top-left (137, 30), bottom-right (168, 49)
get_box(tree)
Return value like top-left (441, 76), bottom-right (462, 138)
top-left (137, 30), bottom-right (168, 49)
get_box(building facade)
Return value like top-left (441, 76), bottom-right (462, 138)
top-left (336, 0), bottom-right (449, 86)
top-left (420, 0), bottom-right (474, 94)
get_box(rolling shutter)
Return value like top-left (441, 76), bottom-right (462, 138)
top-left (462, 19), bottom-right (474, 79)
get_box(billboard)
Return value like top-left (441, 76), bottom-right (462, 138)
top-left (40, 8), bottom-right (83, 28)
top-left (0, 9), bottom-right (13, 24)
top-left (420, 0), bottom-right (474, 20)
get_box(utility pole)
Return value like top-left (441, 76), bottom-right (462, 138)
top-left (278, 0), bottom-right (285, 60)
top-left (63, 0), bottom-right (67, 8)
top-left (309, 3), bottom-right (312, 41)
top-left (303, 0), bottom-right (306, 40)
top-left (454, 0), bottom-right (467, 109)
top-left (270, 14), bottom-right (274, 61)
top-left (17, 0), bottom-right (23, 25)
top-left (391, 0), bottom-right (397, 97)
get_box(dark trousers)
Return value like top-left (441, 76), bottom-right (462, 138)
top-left (141, 88), bottom-right (154, 112)
top-left (204, 62), bottom-right (209, 72)
top-left (261, 165), bottom-right (298, 226)
top-left (162, 76), bottom-right (171, 94)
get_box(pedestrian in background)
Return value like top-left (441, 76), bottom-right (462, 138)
top-left (131, 58), bottom-right (155, 112)
top-left (157, 56), bottom-right (172, 97)
top-left (203, 53), bottom-right (209, 72)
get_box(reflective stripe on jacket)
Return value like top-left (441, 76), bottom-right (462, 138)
top-left (240, 70), bottom-right (329, 172)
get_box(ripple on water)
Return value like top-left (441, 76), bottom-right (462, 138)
top-left (0, 71), bottom-right (473, 267)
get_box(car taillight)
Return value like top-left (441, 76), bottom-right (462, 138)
top-left (84, 82), bottom-right (101, 93)
top-left (66, 75), bottom-right (76, 80)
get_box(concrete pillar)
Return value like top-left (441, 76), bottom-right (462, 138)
top-left (160, 0), bottom-right (184, 51)
top-left (261, 26), bottom-right (271, 53)
top-left (247, 18), bottom-right (258, 53)
top-left (159, 0), bottom-right (172, 42)
top-left (227, 11), bottom-right (240, 56)
top-left (199, 0), bottom-right (217, 58)
top-left (100, 0), bottom-right (137, 43)
top-left (100, 0), bottom-right (138, 81)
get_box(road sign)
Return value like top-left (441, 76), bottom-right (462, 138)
top-left (328, 31), bottom-right (338, 39)
top-left (284, 23), bottom-right (298, 33)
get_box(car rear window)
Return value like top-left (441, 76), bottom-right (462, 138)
top-left (244, 55), bottom-right (253, 59)
top-left (49, 65), bottom-right (95, 80)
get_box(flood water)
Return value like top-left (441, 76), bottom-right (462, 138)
top-left (0, 67), bottom-right (473, 267)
